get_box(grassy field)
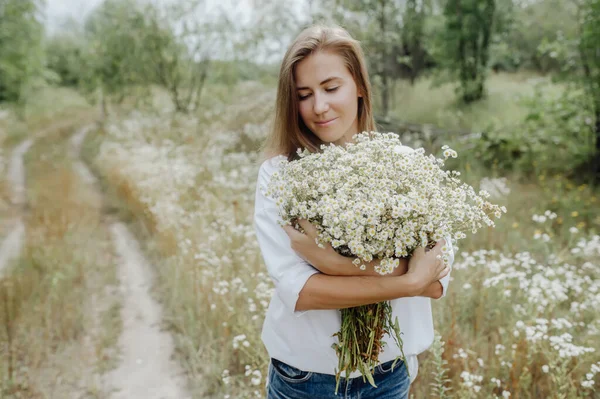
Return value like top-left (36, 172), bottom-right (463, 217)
top-left (388, 71), bottom-right (563, 132)
top-left (81, 76), bottom-right (599, 398)
top-left (1, 74), bottom-right (599, 398)
top-left (0, 93), bottom-right (121, 398)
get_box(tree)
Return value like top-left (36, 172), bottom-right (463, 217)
top-left (578, 0), bottom-right (600, 181)
top-left (83, 0), bottom-right (149, 115)
top-left (45, 23), bottom-right (89, 88)
top-left (137, 1), bottom-right (225, 113)
top-left (401, 0), bottom-right (429, 84)
top-left (0, 0), bottom-right (45, 103)
top-left (442, 0), bottom-right (496, 103)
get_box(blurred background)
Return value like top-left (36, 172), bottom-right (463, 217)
top-left (0, 0), bottom-right (599, 398)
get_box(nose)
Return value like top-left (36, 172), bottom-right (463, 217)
top-left (313, 92), bottom-right (330, 115)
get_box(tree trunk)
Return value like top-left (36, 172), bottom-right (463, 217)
top-left (382, 73), bottom-right (390, 117)
top-left (99, 86), bottom-right (108, 121)
top-left (593, 110), bottom-right (600, 184)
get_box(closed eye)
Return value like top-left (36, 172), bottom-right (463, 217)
top-left (299, 87), bottom-right (339, 100)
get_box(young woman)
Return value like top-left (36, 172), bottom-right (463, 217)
top-left (254, 24), bottom-right (454, 399)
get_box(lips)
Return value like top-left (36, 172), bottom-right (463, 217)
top-left (315, 117), bottom-right (337, 126)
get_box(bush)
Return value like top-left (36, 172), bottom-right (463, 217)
top-left (472, 84), bottom-right (596, 176)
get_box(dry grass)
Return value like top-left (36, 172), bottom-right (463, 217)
top-left (0, 112), bottom-right (121, 397)
top-left (86, 78), bottom-right (600, 398)
top-left (8, 78), bottom-right (595, 399)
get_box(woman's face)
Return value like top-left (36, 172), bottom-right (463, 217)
top-left (294, 50), bottom-right (361, 146)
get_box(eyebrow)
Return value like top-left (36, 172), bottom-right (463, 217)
top-left (296, 77), bottom-right (342, 91)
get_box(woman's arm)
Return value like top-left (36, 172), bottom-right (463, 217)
top-left (295, 240), bottom-right (449, 311)
top-left (283, 219), bottom-right (407, 277)
top-left (296, 274), bottom-right (415, 311)
top-left (283, 219), bottom-right (446, 298)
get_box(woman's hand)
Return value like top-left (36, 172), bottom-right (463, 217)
top-left (282, 219), bottom-right (339, 272)
top-left (405, 239), bottom-right (450, 296)
top-left (283, 219), bottom-right (407, 277)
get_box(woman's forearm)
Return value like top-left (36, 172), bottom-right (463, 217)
top-left (317, 255), bottom-right (409, 277)
top-left (295, 274), bottom-right (419, 311)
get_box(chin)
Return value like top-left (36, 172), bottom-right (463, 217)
top-left (315, 130), bottom-right (344, 144)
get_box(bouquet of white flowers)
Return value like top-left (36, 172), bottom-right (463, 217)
top-left (265, 132), bottom-right (506, 390)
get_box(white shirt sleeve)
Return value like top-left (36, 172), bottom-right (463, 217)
top-left (253, 159), bottom-right (320, 316)
top-left (439, 235), bottom-right (455, 298)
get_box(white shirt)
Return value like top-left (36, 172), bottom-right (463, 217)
top-left (253, 154), bottom-right (454, 382)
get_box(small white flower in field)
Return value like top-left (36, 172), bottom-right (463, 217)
top-left (569, 227), bottom-right (578, 234)
top-left (542, 365), bottom-right (549, 373)
top-left (210, 304), bottom-right (216, 310)
top-left (232, 334), bottom-right (247, 349)
top-left (222, 370), bottom-right (231, 385)
top-left (491, 377), bottom-right (501, 387)
top-left (582, 380), bottom-right (594, 388)
top-left (542, 233), bottom-right (550, 242)
top-left (463, 283), bottom-right (472, 289)
top-left (516, 321), bottom-right (525, 328)
top-left (477, 358), bottom-right (484, 367)
top-left (502, 390), bottom-right (511, 398)
top-left (460, 371), bottom-right (483, 392)
top-left (495, 344), bottom-right (505, 355)
top-left (453, 348), bottom-right (468, 359)
top-left (251, 370), bottom-right (262, 386)
top-left (586, 373), bottom-right (594, 380)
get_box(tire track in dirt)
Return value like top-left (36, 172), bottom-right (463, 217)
top-left (105, 223), bottom-right (190, 399)
top-left (0, 138), bottom-right (32, 275)
top-left (71, 125), bottom-right (190, 399)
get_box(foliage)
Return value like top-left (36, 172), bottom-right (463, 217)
top-left (441, 0), bottom-right (497, 103)
top-left (578, 0), bottom-right (600, 181)
top-left (45, 27), bottom-right (89, 88)
top-left (471, 84), bottom-right (596, 177)
top-left (82, 0), bottom-right (149, 106)
top-left (0, 0), bottom-right (45, 103)
top-left (504, 0), bottom-right (579, 73)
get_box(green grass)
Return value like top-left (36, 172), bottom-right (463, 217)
top-left (388, 71), bottom-right (564, 132)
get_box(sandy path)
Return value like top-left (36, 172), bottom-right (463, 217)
top-left (70, 125), bottom-right (189, 398)
top-left (105, 222), bottom-right (190, 399)
top-left (0, 138), bottom-right (32, 275)
top-left (0, 219), bottom-right (24, 275)
top-left (70, 125), bottom-right (98, 185)
top-left (9, 138), bottom-right (33, 205)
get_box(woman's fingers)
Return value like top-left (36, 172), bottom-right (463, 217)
top-left (282, 224), bottom-right (302, 239)
top-left (297, 219), bottom-right (318, 239)
top-left (438, 265), bottom-right (450, 279)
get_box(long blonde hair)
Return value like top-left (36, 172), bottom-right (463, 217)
top-left (262, 24), bottom-right (376, 162)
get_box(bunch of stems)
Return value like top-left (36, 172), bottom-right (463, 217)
top-left (332, 301), bottom-right (408, 393)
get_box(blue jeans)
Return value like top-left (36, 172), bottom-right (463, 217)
top-left (266, 358), bottom-right (410, 399)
